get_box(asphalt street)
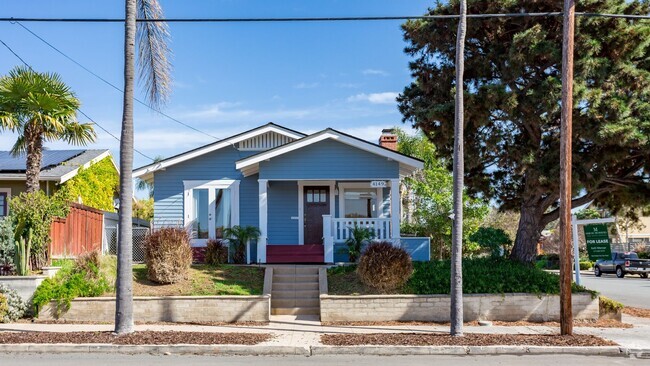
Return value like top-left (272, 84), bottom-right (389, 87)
top-left (579, 272), bottom-right (650, 309)
top-left (0, 354), bottom-right (647, 366)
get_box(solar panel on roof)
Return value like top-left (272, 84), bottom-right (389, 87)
top-left (0, 150), bottom-right (85, 172)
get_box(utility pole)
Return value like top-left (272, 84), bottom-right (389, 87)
top-left (559, 0), bottom-right (576, 336)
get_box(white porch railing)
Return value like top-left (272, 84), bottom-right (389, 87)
top-left (331, 218), bottom-right (391, 242)
top-left (322, 216), bottom-right (394, 263)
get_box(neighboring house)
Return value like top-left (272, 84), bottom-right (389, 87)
top-left (133, 123), bottom-right (430, 263)
top-left (624, 216), bottom-right (650, 246)
top-left (0, 149), bottom-right (115, 218)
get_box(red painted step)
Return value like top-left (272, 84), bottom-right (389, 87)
top-left (266, 245), bottom-right (324, 264)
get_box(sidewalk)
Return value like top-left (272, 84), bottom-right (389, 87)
top-left (1, 314), bottom-right (649, 357)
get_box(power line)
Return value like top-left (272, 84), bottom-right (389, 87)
top-left (0, 12), bottom-right (649, 23)
top-left (0, 38), bottom-right (155, 162)
top-left (13, 21), bottom-right (220, 140)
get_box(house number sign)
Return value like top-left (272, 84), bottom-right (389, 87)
top-left (370, 181), bottom-right (387, 188)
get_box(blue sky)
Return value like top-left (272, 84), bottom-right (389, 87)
top-left (0, 1), bottom-right (431, 173)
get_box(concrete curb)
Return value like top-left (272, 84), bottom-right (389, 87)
top-left (311, 345), bottom-right (627, 357)
top-left (0, 343), bottom-right (636, 357)
top-left (0, 344), bottom-right (310, 356)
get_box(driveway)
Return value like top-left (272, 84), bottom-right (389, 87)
top-left (579, 272), bottom-right (650, 309)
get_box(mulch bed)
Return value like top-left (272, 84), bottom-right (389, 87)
top-left (320, 333), bottom-right (616, 347)
top-left (0, 331), bottom-right (272, 345)
top-left (322, 319), bottom-right (631, 329)
top-left (623, 307), bottom-right (650, 319)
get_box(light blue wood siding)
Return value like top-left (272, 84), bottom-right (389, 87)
top-left (334, 238), bottom-right (430, 262)
top-left (152, 146), bottom-right (259, 228)
top-left (259, 140), bottom-right (399, 180)
top-left (267, 181), bottom-right (298, 244)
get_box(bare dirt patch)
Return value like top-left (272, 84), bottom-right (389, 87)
top-left (322, 319), bottom-right (631, 329)
top-left (320, 333), bottom-right (616, 347)
top-left (623, 307), bottom-right (650, 319)
top-left (0, 331), bottom-right (271, 345)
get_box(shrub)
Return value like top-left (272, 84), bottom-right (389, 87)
top-left (75, 250), bottom-right (101, 277)
top-left (357, 241), bottom-right (413, 292)
top-left (31, 256), bottom-right (111, 315)
top-left (406, 258), bottom-right (593, 295)
top-left (0, 293), bottom-right (8, 320)
top-left (600, 296), bottom-right (624, 312)
top-left (8, 191), bottom-right (70, 269)
top-left (0, 283), bottom-right (26, 322)
top-left (144, 227), bottom-right (192, 284)
top-left (579, 261), bottom-right (593, 271)
top-left (205, 239), bottom-right (228, 265)
top-left (0, 219), bottom-right (15, 274)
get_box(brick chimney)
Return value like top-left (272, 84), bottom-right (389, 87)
top-left (378, 128), bottom-right (398, 151)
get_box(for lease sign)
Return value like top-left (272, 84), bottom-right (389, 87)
top-left (584, 224), bottom-right (612, 260)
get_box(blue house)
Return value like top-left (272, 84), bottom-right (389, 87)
top-left (133, 123), bottom-right (429, 263)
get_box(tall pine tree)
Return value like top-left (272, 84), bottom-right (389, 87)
top-left (399, 0), bottom-right (650, 262)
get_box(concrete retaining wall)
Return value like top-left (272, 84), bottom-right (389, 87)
top-left (38, 296), bottom-right (270, 323)
top-left (0, 276), bottom-right (47, 303)
top-left (320, 293), bottom-right (598, 322)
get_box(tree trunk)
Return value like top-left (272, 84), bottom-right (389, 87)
top-left (450, 0), bottom-right (467, 337)
top-left (115, 0), bottom-right (136, 335)
top-left (510, 200), bottom-right (544, 263)
top-left (24, 123), bottom-right (43, 194)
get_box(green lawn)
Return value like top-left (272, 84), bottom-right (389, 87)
top-left (328, 258), bottom-right (595, 296)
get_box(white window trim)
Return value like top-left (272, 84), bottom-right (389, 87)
top-left (0, 188), bottom-right (11, 217)
top-left (297, 180), bottom-right (335, 245)
top-left (183, 179), bottom-right (240, 247)
top-left (337, 182), bottom-right (389, 220)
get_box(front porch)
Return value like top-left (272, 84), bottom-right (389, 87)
top-left (257, 179), bottom-right (401, 264)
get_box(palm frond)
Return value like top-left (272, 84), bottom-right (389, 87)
top-left (10, 135), bottom-right (27, 156)
top-left (137, 0), bottom-right (172, 107)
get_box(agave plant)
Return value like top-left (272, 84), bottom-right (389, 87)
top-left (223, 225), bottom-right (261, 264)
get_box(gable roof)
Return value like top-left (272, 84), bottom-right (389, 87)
top-left (235, 128), bottom-right (424, 177)
top-left (132, 123), bottom-right (305, 180)
top-left (0, 149), bottom-right (114, 184)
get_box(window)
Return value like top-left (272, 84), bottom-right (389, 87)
top-left (344, 188), bottom-right (378, 218)
top-left (0, 189), bottom-right (9, 218)
top-left (184, 180), bottom-right (239, 245)
top-left (306, 189), bottom-right (327, 203)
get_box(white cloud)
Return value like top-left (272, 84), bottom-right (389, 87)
top-left (335, 82), bottom-right (361, 89)
top-left (362, 69), bottom-right (389, 76)
top-left (293, 82), bottom-right (320, 89)
top-left (347, 92), bottom-right (399, 105)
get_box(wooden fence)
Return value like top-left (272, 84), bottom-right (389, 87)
top-left (50, 203), bottom-right (104, 258)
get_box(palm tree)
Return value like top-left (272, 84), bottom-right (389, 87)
top-left (115, 0), bottom-right (171, 335)
top-left (223, 226), bottom-right (261, 264)
top-left (450, 0), bottom-right (468, 337)
top-left (0, 66), bottom-right (96, 193)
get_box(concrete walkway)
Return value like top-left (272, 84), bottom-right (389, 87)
top-left (2, 314), bottom-right (650, 352)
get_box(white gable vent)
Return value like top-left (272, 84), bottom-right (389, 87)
top-left (237, 131), bottom-right (295, 151)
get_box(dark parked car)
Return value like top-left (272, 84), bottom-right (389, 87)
top-left (594, 252), bottom-right (650, 278)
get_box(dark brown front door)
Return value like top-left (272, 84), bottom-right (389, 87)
top-left (304, 186), bottom-right (329, 245)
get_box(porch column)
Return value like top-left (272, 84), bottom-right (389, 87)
top-left (323, 215), bottom-right (334, 263)
top-left (390, 179), bottom-right (401, 243)
top-left (258, 179), bottom-right (268, 263)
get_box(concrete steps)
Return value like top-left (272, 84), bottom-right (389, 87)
top-left (270, 265), bottom-right (321, 316)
